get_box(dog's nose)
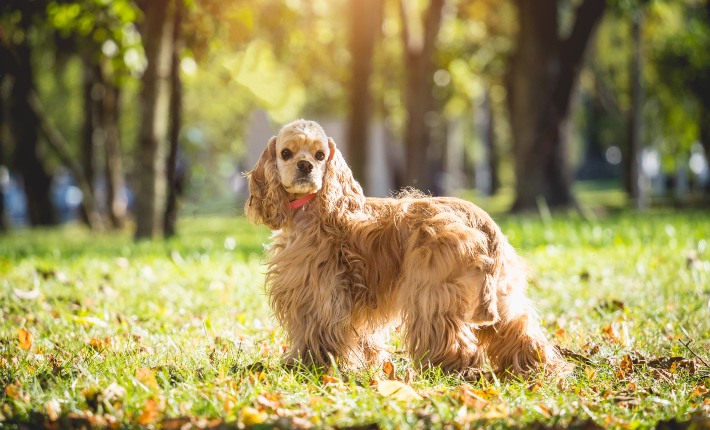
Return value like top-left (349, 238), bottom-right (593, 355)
top-left (297, 160), bottom-right (313, 173)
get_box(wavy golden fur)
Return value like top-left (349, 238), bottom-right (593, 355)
top-left (245, 119), bottom-right (564, 376)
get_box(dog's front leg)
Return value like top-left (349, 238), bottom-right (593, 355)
top-left (271, 274), bottom-right (360, 369)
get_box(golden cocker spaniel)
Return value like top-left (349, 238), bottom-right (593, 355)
top-left (245, 119), bottom-right (564, 376)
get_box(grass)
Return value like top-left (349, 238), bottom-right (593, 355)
top-left (1, 208), bottom-right (709, 429)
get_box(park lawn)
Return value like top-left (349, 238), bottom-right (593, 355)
top-left (1, 210), bottom-right (709, 429)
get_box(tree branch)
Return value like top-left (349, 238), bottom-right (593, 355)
top-left (554, 0), bottom-right (607, 114)
top-left (27, 91), bottom-right (105, 231)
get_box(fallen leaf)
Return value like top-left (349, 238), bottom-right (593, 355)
top-left (457, 385), bottom-right (490, 410)
top-left (6, 383), bottom-right (21, 399)
top-left (223, 395), bottom-right (237, 413)
top-left (136, 397), bottom-right (160, 425)
top-left (693, 385), bottom-right (709, 396)
top-left (603, 322), bottom-right (629, 346)
top-left (321, 375), bottom-right (342, 386)
top-left (383, 361), bottom-right (397, 380)
top-left (240, 406), bottom-right (267, 426)
top-left (557, 347), bottom-right (593, 365)
top-left (528, 380), bottom-right (542, 393)
top-left (87, 337), bottom-right (113, 352)
top-left (18, 328), bottom-right (33, 350)
top-left (135, 368), bottom-right (159, 390)
top-left (376, 380), bottom-right (422, 402)
top-left (45, 399), bottom-right (61, 421)
top-left (598, 300), bottom-right (626, 312)
top-left (257, 393), bottom-right (281, 411)
top-left (533, 403), bottom-right (552, 418)
top-left (617, 354), bottom-right (634, 379)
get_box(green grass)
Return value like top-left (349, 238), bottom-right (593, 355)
top-left (1, 210), bottom-right (709, 429)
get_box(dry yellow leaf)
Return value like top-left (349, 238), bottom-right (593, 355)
top-left (376, 380), bottom-right (422, 402)
top-left (5, 383), bottom-right (21, 399)
top-left (321, 375), bottom-right (342, 386)
top-left (88, 337), bottom-right (113, 351)
top-left (136, 397), bottom-right (160, 425)
top-left (135, 368), bottom-right (159, 390)
top-left (257, 393), bottom-right (281, 411)
top-left (692, 384), bottom-right (709, 396)
top-left (18, 328), bottom-right (33, 350)
top-left (528, 380), bottom-right (542, 393)
top-left (45, 399), bottom-right (61, 421)
top-left (223, 396), bottom-right (236, 413)
top-left (458, 385), bottom-right (490, 410)
top-left (240, 406), bottom-right (267, 426)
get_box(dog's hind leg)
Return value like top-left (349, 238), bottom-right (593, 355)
top-left (476, 304), bottom-right (563, 376)
top-left (475, 252), bottom-right (565, 376)
top-left (398, 253), bottom-right (486, 373)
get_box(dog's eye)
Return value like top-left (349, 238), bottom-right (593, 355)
top-left (315, 151), bottom-right (325, 161)
top-left (281, 149), bottom-right (293, 160)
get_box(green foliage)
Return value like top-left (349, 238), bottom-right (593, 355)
top-left (648, 0), bottom-right (710, 155)
top-left (1, 211), bottom-right (709, 428)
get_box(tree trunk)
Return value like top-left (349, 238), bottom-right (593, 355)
top-left (700, 108), bottom-right (710, 194)
top-left (401, 0), bottom-right (446, 195)
top-left (164, 0), bottom-right (183, 238)
top-left (10, 30), bottom-right (56, 226)
top-left (134, 0), bottom-right (175, 240)
top-left (480, 86), bottom-right (500, 195)
top-left (102, 64), bottom-right (126, 228)
top-left (81, 50), bottom-right (100, 226)
top-left (507, 0), bottom-right (606, 212)
top-left (626, 9), bottom-right (646, 208)
top-left (0, 75), bottom-right (8, 232)
top-left (346, 0), bottom-right (382, 192)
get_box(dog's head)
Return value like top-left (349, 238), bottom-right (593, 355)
top-left (274, 120), bottom-right (335, 196)
top-left (245, 119), bottom-right (364, 229)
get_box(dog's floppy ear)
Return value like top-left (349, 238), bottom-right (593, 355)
top-left (244, 136), bottom-right (290, 229)
top-left (317, 138), bottom-right (365, 218)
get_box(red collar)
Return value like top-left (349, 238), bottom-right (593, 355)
top-left (289, 193), bottom-right (316, 210)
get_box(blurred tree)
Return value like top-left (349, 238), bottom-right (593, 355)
top-left (27, 90), bottom-right (104, 230)
top-left (133, 0), bottom-right (175, 240)
top-left (164, 0), bottom-right (184, 238)
top-left (506, 0), bottom-right (606, 211)
top-left (650, 0), bottom-right (710, 193)
top-left (1, 1), bottom-right (57, 226)
top-left (1, 0), bottom-right (142, 229)
top-left (401, 0), bottom-right (446, 194)
top-left (0, 66), bottom-right (8, 231)
top-left (627, 4), bottom-right (646, 207)
top-left (48, 0), bottom-right (140, 229)
top-left (346, 0), bottom-right (383, 189)
top-left (437, 0), bottom-right (515, 195)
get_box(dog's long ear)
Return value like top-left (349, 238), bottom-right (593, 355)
top-left (317, 138), bottom-right (365, 219)
top-left (244, 136), bottom-right (290, 229)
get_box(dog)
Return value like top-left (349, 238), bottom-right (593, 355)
top-left (245, 119), bottom-right (564, 376)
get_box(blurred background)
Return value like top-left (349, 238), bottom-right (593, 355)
top-left (0, 0), bottom-right (708, 239)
